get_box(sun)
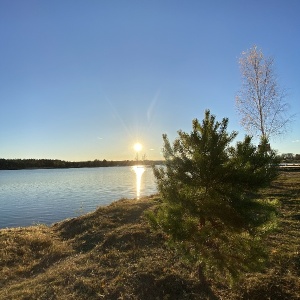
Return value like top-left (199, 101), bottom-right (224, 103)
top-left (134, 143), bottom-right (142, 152)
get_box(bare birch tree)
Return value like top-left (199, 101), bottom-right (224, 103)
top-left (236, 45), bottom-right (290, 140)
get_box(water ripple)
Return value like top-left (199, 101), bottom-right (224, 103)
top-left (0, 166), bottom-right (157, 228)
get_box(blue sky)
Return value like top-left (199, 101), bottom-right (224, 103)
top-left (0, 0), bottom-right (299, 161)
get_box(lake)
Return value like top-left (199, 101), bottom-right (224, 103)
top-left (0, 166), bottom-right (157, 229)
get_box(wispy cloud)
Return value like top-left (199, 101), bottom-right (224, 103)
top-left (147, 90), bottom-right (160, 123)
top-left (292, 140), bottom-right (300, 143)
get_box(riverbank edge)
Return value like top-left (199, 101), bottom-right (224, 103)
top-left (0, 158), bottom-right (164, 170)
top-left (0, 172), bottom-right (299, 299)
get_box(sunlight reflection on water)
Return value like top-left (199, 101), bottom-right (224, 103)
top-left (132, 165), bottom-right (145, 199)
top-left (0, 166), bottom-right (157, 228)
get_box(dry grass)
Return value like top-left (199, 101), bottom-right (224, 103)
top-left (0, 173), bottom-right (299, 299)
top-left (234, 172), bottom-right (300, 300)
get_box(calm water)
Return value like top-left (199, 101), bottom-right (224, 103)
top-left (0, 166), bottom-right (157, 229)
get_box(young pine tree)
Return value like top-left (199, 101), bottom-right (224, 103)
top-left (148, 110), bottom-right (279, 284)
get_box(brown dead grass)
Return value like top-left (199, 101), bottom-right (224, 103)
top-left (0, 173), bottom-right (299, 299)
top-left (232, 172), bottom-right (300, 300)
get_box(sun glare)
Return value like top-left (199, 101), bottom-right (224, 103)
top-left (132, 165), bottom-right (145, 199)
top-left (134, 143), bottom-right (142, 152)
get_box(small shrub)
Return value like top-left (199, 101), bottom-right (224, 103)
top-left (149, 110), bottom-right (280, 284)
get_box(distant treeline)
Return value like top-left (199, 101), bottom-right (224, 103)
top-left (0, 159), bottom-right (164, 170)
top-left (280, 153), bottom-right (300, 163)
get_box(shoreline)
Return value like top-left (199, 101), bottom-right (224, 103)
top-left (0, 158), bottom-right (164, 171)
top-left (1, 173), bottom-right (299, 299)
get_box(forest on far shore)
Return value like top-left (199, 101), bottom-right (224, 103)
top-left (0, 158), bottom-right (164, 170)
top-left (1, 153), bottom-right (299, 171)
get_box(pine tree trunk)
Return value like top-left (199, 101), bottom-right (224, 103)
top-left (197, 264), bottom-right (208, 285)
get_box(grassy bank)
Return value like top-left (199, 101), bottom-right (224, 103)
top-left (0, 172), bottom-right (299, 299)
